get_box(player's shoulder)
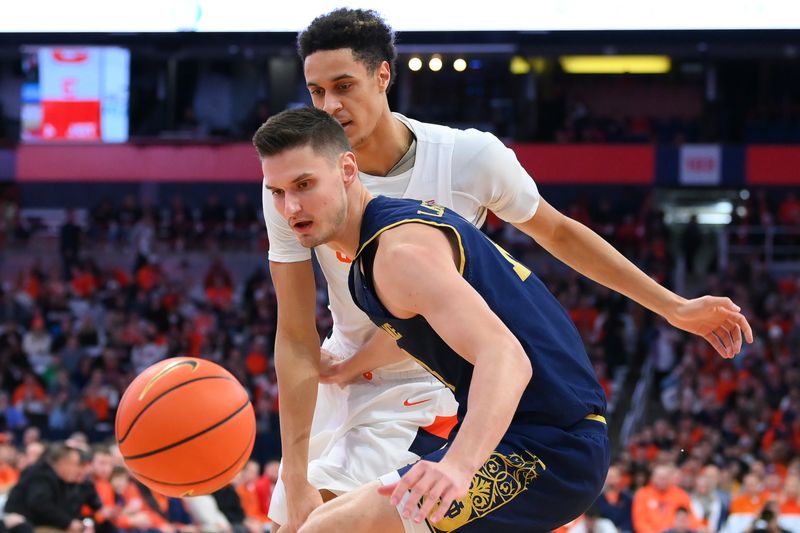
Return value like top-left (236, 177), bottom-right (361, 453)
top-left (397, 112), bottom-right (497, 148)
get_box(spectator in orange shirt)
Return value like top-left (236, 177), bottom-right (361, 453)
top-left (12, 372), bottom-right (48, 429)
top-left (244, 338), bottom-right (269, 377)
top-left (109, 466), bottom-right (173, 533)
top-left (725, 473), bottom-right (769, 533)
top-left (731, 474), bottom-right (768, 514)
top-left (779, 474), bottom-right (800, 514)
top-left (255, 460), bottom-right (278, 519)
top-left (632, 464), bottom-right (701, 533)
top-left (88, 446), bottom-right (118, 533)
top-left (0, 442), bottom-right (19, 495)
top-left (234, 461), bottom-right (268, 533)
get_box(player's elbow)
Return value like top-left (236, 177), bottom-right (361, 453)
top-left (513, 347), bottom-right (533, 388)
top-left (493, 338), bottom-right (532, 390)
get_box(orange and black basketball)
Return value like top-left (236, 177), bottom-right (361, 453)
top-left (115, 357), bottom-right (256, 497)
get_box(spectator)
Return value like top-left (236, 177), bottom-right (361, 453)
top-left (59, 209), bottom-right (82, 281)
top-left (0, 441), bottom-right (19, 495)
top-left (0, 391), bottom-right (28, 432)
top-left (778, 474), bottom-right (800, 532)
top-left (665, 506), bottom-right (700, 533)
top-left (108, 466), bottom-right (172, 533)
top-left (632, 464), bottom-right (700, 533)
top-left (558, 504), bottom-right (619, 533)
top-left (4, 443), bottom-right (85, 532)
top-left (21, 316), bottom-right (52, 375)
top-left (233, 461), bottom-right (268, 533)
top-left (748, 505), bottom-right (790, 533)
top-left (597, 463), bottom-right (634, 533)
top-left (254, 460), bottom-right (278, 520)
top-left (183, 495), bottom-right (232, 533)
top-left (12, 372), bottom-right (48, 429)
top-left (725, 473), bottom-right (769, 533)
top-left (691, 469), bottom-right (725, 532)
top-left (211, 484), bottom-right (247, 533)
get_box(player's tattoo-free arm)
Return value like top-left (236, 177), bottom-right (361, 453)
top-left (319, 329), bottom-right (408, 385)
top-left (372, 224), bottom-right (532, 524)
top-left (515, 198), bottom-right (752, 357)
top-left (268, 260), bottom-right (324, 525)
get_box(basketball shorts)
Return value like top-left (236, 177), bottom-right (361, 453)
top-left (267, 334), bottom-right (459, 525)
top-left (380, 416), bottom-right (610, 533)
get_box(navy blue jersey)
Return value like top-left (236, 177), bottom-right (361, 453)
top-left (349, 196), bottom-right (606, 428)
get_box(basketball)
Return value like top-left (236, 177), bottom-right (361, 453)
top-left (115, 357), bottom-right (256, 497)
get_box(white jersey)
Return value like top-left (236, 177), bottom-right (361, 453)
top-left (262, 113), bottom-right (541, 376)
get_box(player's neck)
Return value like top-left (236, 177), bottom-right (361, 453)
top-left (327, 185), bottom-right (373, 258)
top-left (353, 113), bottom-right (412, 176)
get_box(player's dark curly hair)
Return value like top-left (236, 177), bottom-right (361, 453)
top-left (297, 8), bottom-right (397, 91)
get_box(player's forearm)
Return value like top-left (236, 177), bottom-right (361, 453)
top-left (442, 342), bottom-right (531, 474)
top-left (275, 332), bottom-right (321, 485)
top-left (537, 217), bottom-right (685, 318)
top-left (341, 329), bottom-right (408, 376)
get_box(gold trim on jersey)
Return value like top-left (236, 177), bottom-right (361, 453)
top-left (585, 413), bottom-right (607, 424)
top-left (381, 323), bottom-right (403, 341)
top-left (428, 450), bottom-right (547, 532)
top-left (355, 219), bottom-right (466, 276)
top-left (401, 349), bottom-right (456, 392)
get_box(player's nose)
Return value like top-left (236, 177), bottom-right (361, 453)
top-left (322, 94), bottom-right (343, 114)
top-left (283, 193), bottom-right (302, 215)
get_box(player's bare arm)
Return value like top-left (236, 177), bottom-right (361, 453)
top-left (318, 330), bottom-right (408, 385)
top-left (369, 223), bottom-right (532, 524)
top-left (516, 197), bottom-right (753, 357)
top-left (269, 260), bottom-right (325, 530)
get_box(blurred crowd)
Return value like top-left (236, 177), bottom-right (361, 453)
top-left (0, 433), bottom-right (279, 533)
top-left (0, 186), bottom-right (798, 533)
top-left (0, 191), bottom-right (264, 253)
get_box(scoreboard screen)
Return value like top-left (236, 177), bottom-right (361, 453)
top-left (20, 46), bottom-right (130, 143)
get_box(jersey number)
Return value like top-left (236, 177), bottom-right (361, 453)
top-left (491, 241), bottom-right (531, 281)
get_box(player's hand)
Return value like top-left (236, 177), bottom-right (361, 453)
top-left (378, 459), bottom-right (472, 525)
top-left (667, 296), bottom-right (753, 358)
top-left (285, 480), bottom-right (324, 532)
top-left (318, 349), bottom-right (356, 386)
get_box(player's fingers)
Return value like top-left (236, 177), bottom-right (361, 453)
top-left (402, 474), bottom-right (436, 520)
top-left (736, 313), bottom-right (754, 343)
top-left (414, 479), bottom-right (448, 524)
top-left (704, 332), bottom-right (728, 358)
top-left (389, 465), bottom-right (424, 505)
top-left (729, 323), bottom-right (743, 354)
top-left (714, 328), bottom-right (732, 356)
top-left (430, 486), bottom-right (463, 524)
top-left (720, 310), bottom-right (754, 346)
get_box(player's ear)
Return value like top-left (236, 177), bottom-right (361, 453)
top-left (377, 61), bottom-right (391, 93)
top-left (341, 151), bottom-right (358, 185)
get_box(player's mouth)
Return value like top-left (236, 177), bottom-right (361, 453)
top-left (292, 220), bottom-right (314, 234)
top-left (339, 120), bottom-right (353, 131)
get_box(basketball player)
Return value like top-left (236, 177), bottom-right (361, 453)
top-left (255, 107), bottom-right (751, 532)
top-left (261, 9), bottom-right (752, 532)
